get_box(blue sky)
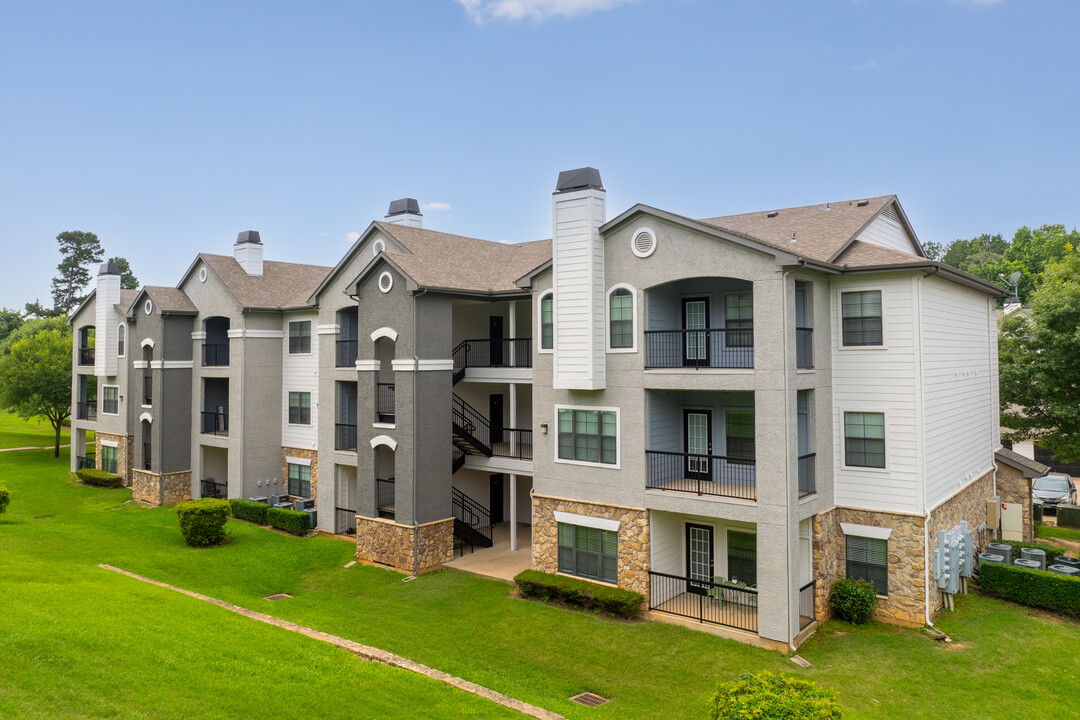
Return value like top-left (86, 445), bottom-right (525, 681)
top-left (1, 0), bottom-right (1077, 309)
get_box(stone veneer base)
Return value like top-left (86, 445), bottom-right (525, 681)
top-left (95, 432), bottom-right (133, 487)
top-left (354, 516), bottom-right (454, 575)
top-left (995, 458), bottom-right (1033, 542)
top-left (132, 469), bottom-right (192, 507)
top-left (281, 447), bottom-right (318, 501)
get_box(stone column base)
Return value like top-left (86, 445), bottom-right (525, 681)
top-left (133, 469), bottom-right (192, 507)
top-left (95, 432), bottom-right (134, 487)
top-left (355, 516), bottom-right (454, 574)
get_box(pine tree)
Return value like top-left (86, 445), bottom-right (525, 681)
top-left (49, 231), bottom-right (103, 315)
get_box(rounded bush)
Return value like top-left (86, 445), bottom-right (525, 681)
top-left (76, 468), bottom-right (123, 488)
top-left (829, 577), bottom-right (878, 624)
top-left (710, 672), bottom-right (843, 720)
top-left (176, 498), bottom-right (230, 547)
top-left (0, 484), bottom-right (9, 514)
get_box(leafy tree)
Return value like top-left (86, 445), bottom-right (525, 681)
top-left (1000, 254), bottom-right (1080, 463)
top-left (0, 308), bottom-right (24, 344)
top-left (49, 230), bottom-right (103, 316)
top-left (107, 256), bottom-right (139, 290)
top-left (921, 240), bottom-right (944, 261)
top-left (0, 318), bottom-right (72, 458)
top-left (24, 299), bottom-right (64, 319)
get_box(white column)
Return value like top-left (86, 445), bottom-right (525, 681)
top-left (508, 301), bottom-right (517, 367)
top-left (509, 383), bottom-right (518, 456)
top-left (509, 473), bottom-right (518, 551)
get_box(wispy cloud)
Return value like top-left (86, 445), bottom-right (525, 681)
top-left (457, 0), bottom-right (634, 24)
top-left (422, 201), bottom-right (452, 212)
top-left (345, 231), bottom-right (361, 243)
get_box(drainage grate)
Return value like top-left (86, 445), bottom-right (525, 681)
top-left (570, 692), bottom-right (609, 707)
top-left (263, 593), bottom-right (292, 601)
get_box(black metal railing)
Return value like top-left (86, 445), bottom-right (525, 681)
top-left (452, 486), bottom-right (492, 545)
top-left (492, 428), bottom-right (533, 460)
top-left (335, 422), bottom-right (357, 451)
top-left (77, 455), bottom-right (95, 470)
top-left (202, 343), bottom-right (229, 366)
top-left (377, 383), bottom-right (395, 423)
top-left (376, 478), bottom-right (395, 519)
top-left (336, 507), bottom-right (357, 535)
top-left (143, 375), bottom-right (153, 406)
top-left (143, 442), bottom-right (152, 471)
top-left (799, 580), bottom-right (816, 630)
top-left (451, 393), bottom-right (491, 456)
top-left (645, 450), bottom-right (756, 500)
top-left (76, 402), bottom-right (97, 421)
top-left (798, 453), bottom-right (816, 497)
top-left (648, 571), bottom-right (758, 633)
top-left (78, 347), bottom-right (95, 366)
top-left (201, 478), bottom-right (227, 499)
top-left (644, 329), bottom-right (754, 369)
top-left (336, 339), bottom-right (358, 367)
top-left (452, 338), bottom-right (533, 373)
top-left (201, 411), bottom-right (228, 435)
top-left (101, 457), bottom-right (118, 474)
top-left (796, 327), bottom-right (813, 369)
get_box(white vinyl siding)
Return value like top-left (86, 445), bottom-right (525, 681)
top-left (854, 209), bottom-right (920, 256)
top-left (921, 276), bottom-right (996, 508)
top-left (282, 311), bottom-right (319, 448)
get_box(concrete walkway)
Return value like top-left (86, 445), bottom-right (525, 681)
top-left (445, 522), bottom-right (533, 582)
top-left (0, 443), bottom-right (70, 452)
top-left (97, 564), bottom-right (564, 720)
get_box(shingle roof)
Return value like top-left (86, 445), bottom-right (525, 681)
top-left (143, 286), bottom-right (198, 314)
top-left (375, 222), bottom-right (551, 294)
top-left (832, 240), bottom-right (926, 267)
top-left (995, 447), bottom-right (1050, 478)
top-left (199, 254), bottom-right (331, 310)
top-left (115, 289), bottom-right (140, 315)
top-left (698, 196), bottom-right (902, 264)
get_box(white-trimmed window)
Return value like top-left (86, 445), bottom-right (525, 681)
top-left (606, 284), bottom-right (636, 351)
top-left (117, 324), bottom-right (126, 357)
top-left (101, 386), bottom-right (120, 415)
top-left (841, 290), bottom-right (883, 347)
top-left (846, 535), bottom-right (888, 596)
top-left (556, 407), bottom-right (618, 467)
top-left (288, 321), bottom-right (312, 354)
top-left (844, 411), bottom-right (885, 468)
top-left (288, 392), bottom-right (311, 425)
top-left (101, 445), bottom-right (118, 474)
top-left (539, 291), bottom-right (553, 351)
top-left (557, 523), bottom-right (617, 583)
top-left (288, 463), bottom-right (311, 497)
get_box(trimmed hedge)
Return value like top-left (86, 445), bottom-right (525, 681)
top-left (513, 570), bottom-right (644, 619)
top-left (978, 561), bottom-right (1080, 616)
top-left (997, 540), bottom-right (1065, 566)
top-left (230, 498), bottom-right (270, 525)
top-left (829, 577), bottom-right (878, 624)
top-left (0, 484), bottom-right (9, 514)
top-left (710, 672), bottom-right (843, 720)
top-left (176, 498), bottom-right (230, 547)
top-left (268, 507), bottom-right (310, 536)
top-left (76, 468), bottom-right (124, 488)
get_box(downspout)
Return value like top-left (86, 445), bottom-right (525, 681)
top-left (914, 275), bottom-right (935, 628)
top-left (782, 269), bottom-right (797, 653)
top-left (408, 288), bottom-right (429, 579)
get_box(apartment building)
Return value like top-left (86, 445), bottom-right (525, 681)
top-left (69, 167), bottom-right (1023, 649)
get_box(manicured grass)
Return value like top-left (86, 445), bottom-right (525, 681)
top-left (0, 412), bottom-right (78, 449)
top-left (4, 448), bottom-right (1080, 719)
top-left (1036, 523), bottom-right (1080, 544)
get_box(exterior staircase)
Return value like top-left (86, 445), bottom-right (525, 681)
top-left (452, 394), bottom-right (492, 457)
top-left (452, 487), bottom-right (493, 554)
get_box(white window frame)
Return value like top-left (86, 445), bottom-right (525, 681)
top-left (605, 283), bottom-right (638, 354)
top-left (101, 385), bottom-right (121, 416)
top-left (288, 391), bottom-right (312, 426)
top-left (537, 289), bottom-right (554, 354)
top-left (117, 323), bottom-right (126, 358)
top-left (288, 320), bottom-right (312, 355)
top-left (839, 408), bottom-right (889, 473)
top-left (553, 404), bottom-right (621, 470)
top-left (836, 284), bottom-right (888, 351)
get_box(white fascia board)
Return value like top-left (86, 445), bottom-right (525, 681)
top-left (355, 360), bottom-right (380, 372)
top-left (840, 523), bottom-right (893, 541)
top-left (227, 329), bottom-right (284, 339)
top-left (317, 324), bottom-right (340, 335)
top-left (191, 331), bottom-right (207, 340)
top-left (285, 456), bottom-right (312, 467)
top-left (554, 511), bottom-right (621, 533)
top-left (100, 439), bottom-right (120, 448)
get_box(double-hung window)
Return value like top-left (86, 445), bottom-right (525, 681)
top-left (102, 386), bottom-right (119, 415)
top-left (117, 324), bottom-right (126, 357)
top-left (557, 408), bottom-right (617, 465)
top-left (289, 321), bottom-right (312, 354)
top-left (540, 293), bottom-right (553, 350)
top-left (725, 293), bottom-right (753, 347)
top-left (557, 523), bottom-right (617, 583)
top-left (101, 445), bottom-right (118, 474)
top-left (846, 535), bottom-right (888, 596)
top-left (289, 392), bottom-right (311, 425)
top-left (727, 531), bottom-right (757, 586)
top-left (725, 409), bottom-right (755, 465)
top-left (844, 412), bottom-right (885, 468)
top-left (609, 288), bottom-right (633, 349)
top-left (288, 463), bottom-right (311, 497)
top-left (841, 290), bottom-right (883, 346)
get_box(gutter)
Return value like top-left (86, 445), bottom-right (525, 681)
top-left (407, 287), bottom-right (429, 579)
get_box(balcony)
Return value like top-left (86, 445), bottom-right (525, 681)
top-left (202, 343), bottom-right (229, 367)
top-left (492, 428), bottom-right (533, 460)
top-left (335, 507), bottom-right (357, 535)
top-left (377, 477), bottom-right (395, 520)
top-left (143, 375), bottom-right (153, 406)
top-left (335, 422), bottom-right (357, 451)
top-left (377, 383), bottom-right (395, 423)
top-left (78, 347), bottom-right (95, 366)
top-left (645, 450), bottom-right (756, 500)
top-left (201, 411), bottom-right (228, 436)
top-left (452, 338), bottom-right (532, 383)
top-left (76, 402), bottom-right (97, 421)
top-left (796, 327), bottom-right (813, 369)
top-left (201, 478), bottom-right (227, 499)
top-left (644, 329), bottom-right (753, 369)
top-left (648, 571), bottom-right (758, 633)
top-left (799, 580), bottom-right (816, 630)
top-left (336, 339), bottom-right (358, 368)
top-left (798, 453), bottom-right (816, 497)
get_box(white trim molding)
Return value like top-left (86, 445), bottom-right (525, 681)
top-left (370, 327), bottom-right (399, 343)
top-left (372, 422), bottom-right (396, 430)
top-left (605, 282), bottom-right (638, 354)
top-left (132, 361), bottom-right (148, 369)
top-left (139, 412), bottom-right (153, 424)
top-left (141, 338), bottom-right (155, 349)
top-left (370, 435), bottom-right (398, 451)
top-left (554, 511), bottom-right (621, 533)
top-left (553, 404), bottom-right (621, 470)
top-left (190, 331), bottom-right (207, 340)
top-left (355, 359), bottom-right (380, 372)
top-left (101, 439), bottom-right (119, 448)
top-left (285, 456), bottom-right (312, 467)
top-left (227, 329), bottom-right (285, 339)
top-left (162, 360), bottom-right (194, 369)
top-left (378, 271), bottom-right (393, 293)
top-left (391, 359), bottom-right (416, 372)
top-left (630, 226), bottom-right (657, 258)
top-left (417, 359), bottom-right (453, 371)
top-left (840, 523), bottom-right (893, 541)
top-left (317, 324), bottom-right (340, 335)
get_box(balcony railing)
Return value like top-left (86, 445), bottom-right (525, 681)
top-left (143, 442), bottom-right (152, 471)
top-left (799, 579), bottom-right (816, 630)
top-left (201, 411), bottom-right (228, 436)
top-left (452, 338), bottom-right (533, 374)
top-left (648, 571), bottom-right (758, 633)
top-left (645, 450), bottom-right (756, 500)
top-left (492, 428), bottom-right (533, 460)
top-left (798, 453), bottom-right (816, 497)
top-left (377, 383), bottom-right (395, 423)
top-left (336, 339), bottom-right (358, 368)
top-left (143, 375), bottom-right (153, 406)
top-left (76, 455), bottom-right (95, 470)
top-left (76, 402), bottom-right (97, 421)
top-left (78, 347), bottom-right (95, 366)
top-left (335, 507), bottom-right (357, 535)
top-left (202, 343), bottom-right (229, 366)
top-left (644, 329), bottom-right (754, 369)
top-left (335, 422), bottom-right (357, 451)
top-left (377, 478), bottom-right (395, 520)
top-left (201, 478), bottom-right (227, 499)
top-left (796, 327), bottom-right (813, 369)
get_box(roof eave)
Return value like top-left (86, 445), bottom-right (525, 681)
top-left (840, 262), bottom-right (1009, 297)
top-left (307, 221), bottom-right (382, 304)
top-left (516, 259), bottom-right (553, 288)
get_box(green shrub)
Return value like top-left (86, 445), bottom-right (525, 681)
top-left (76, 468), bottom-right (123, 488)
top-left (176, 498), bottom-right (230, 547)
top-left (513, 570), bottom-right (644, 619)
top-left (230, 498), bottom-right (269, 525)
top-left (0, 485), bottom-right (9, 514)
top-left (997, 540), bottom-right (1065, 566)
top-left (268, 507), bottom-right (310, 536)
top-left (1057, 505), bottom-right (1080, 529)
top-left (978, 561), bottom-right (1080, 616)
top-left (710, 671), bottom-right (843, 720)
top-left (829, 577), bottom-right (878, 624)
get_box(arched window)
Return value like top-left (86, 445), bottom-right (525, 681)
top-left (117, 324), bottom-right (126, 357)
top-left (539, 291), bottom-right (553, 351)
top-left (608, 286), bottom-right (634, 350)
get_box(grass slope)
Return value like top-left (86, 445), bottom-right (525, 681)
top-left (0, 412), bottom-right (78, 450)
top-left (4, 447), bottom-right (1080, 719)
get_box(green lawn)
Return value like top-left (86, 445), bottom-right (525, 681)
top-left (3, 446), bottom-right (1080, 719)
top-left (0, 412), bottom-right (80, 450)
top-left (1036, 523), bottom-right (1080, 544)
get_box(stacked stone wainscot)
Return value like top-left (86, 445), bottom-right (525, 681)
top-left (95, 432), bottom-right (134, 486)
top-left (354, 516), bottom-right (453, 575)
top-left (132, 469), bottom-right (192, 507)
top-left (281, 447), bottom-right (318, 500)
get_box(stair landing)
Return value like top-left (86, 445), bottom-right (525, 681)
top-left (445, 522), bottom-right (533, 582)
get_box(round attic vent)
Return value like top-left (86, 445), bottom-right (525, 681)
top-left (378, 271), bottom-right (393, 294)
top-left (632, 228), bottom-right (656, 258)
top-left (144, 299), bottom-right (153, 315)
top-left (198, 267), bottom-right (208, 282)
top-left (372, 239), bottom-right (386, 256)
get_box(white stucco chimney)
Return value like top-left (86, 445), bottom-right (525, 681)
top-left (551, 167), bottom-right (606, 391)
top-left (384, 198), bottom-right (423, 228)
top-left (95, 261), bottom-right (121, 377)
top-left (234, 230), bottom-right (263, 276)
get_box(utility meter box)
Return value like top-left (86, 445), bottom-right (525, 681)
top-left (986, 497), bottom-right (1001, 530)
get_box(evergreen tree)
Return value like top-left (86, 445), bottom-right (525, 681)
top-left (49, 230), bottom-right (103, 315)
